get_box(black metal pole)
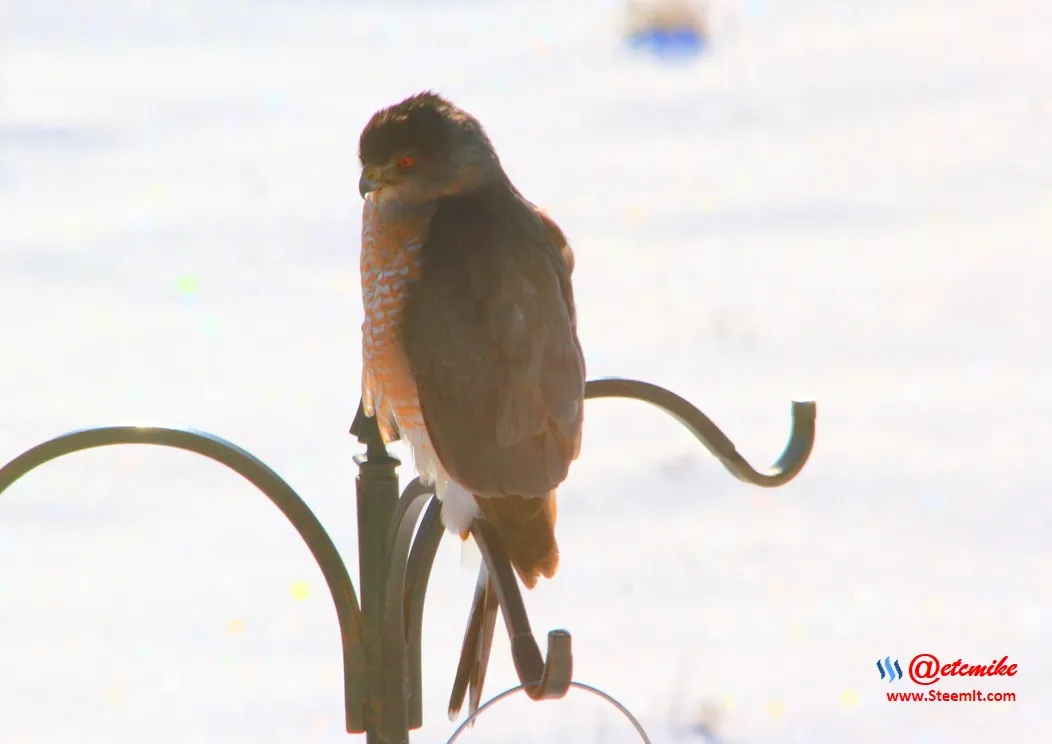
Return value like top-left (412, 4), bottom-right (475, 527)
top-left (351, 405), bottom-right (407, 744)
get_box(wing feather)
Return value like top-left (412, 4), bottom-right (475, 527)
top-left (401, 182), bottom-right (585, 497)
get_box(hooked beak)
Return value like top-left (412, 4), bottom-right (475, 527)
top-left (358, 167), bottom-right (382, 198)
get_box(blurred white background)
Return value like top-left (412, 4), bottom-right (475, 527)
top-left (1, 0), bottom-right (1050, 742)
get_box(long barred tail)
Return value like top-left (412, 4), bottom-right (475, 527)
top-left (447, 566), bottom-right (499, 721)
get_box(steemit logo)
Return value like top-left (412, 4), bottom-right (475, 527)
top-left (877, 657), bottom-right (903, 683)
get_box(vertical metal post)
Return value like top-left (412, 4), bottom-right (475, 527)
top-left (351, 406), bottom-right (406, 744)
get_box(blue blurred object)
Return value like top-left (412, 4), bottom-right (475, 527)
top-left (627, 25), bottom-right (707, 59)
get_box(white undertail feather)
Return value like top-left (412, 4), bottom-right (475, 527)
top-left (459, 530), bottom-right (482, 567)
top-left (402, 427), bottom-right (480, 535)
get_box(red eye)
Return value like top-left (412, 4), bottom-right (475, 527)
top-left (397, 156), bottom-right (415, 170)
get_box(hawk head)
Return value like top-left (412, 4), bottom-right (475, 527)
top-left (358, 91), bottom-right (503, 202)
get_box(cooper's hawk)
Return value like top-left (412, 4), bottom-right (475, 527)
top-left (357, 92), bottom-right (586, 718)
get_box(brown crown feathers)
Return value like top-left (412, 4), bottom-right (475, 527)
top-left (358, 91), bottom-right (503, 200)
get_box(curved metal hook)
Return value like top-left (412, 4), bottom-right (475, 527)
top-left (403, 496), bottom-right (445, 728)
top-left (445, 680), bottom-right (653, 744)
top-left (412, 377), bottom-right (815, 729)
top-left (0, 425), bottom-right (368, 733)
top-left (584, 377), bottom-right (816, 487)
top-left (379, 478), bottom-right (436, 738)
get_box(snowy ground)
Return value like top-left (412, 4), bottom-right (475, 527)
top-left (1, 0), bottom-right (1050, 742)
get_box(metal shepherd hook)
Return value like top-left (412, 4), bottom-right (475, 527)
top-left (0, 377), bottom-right (816, 743)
